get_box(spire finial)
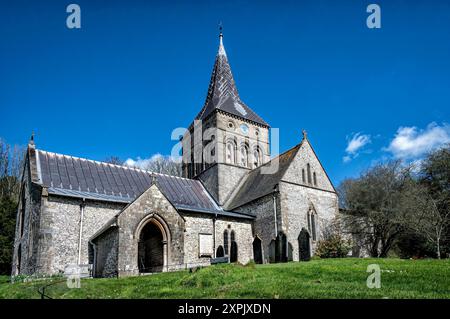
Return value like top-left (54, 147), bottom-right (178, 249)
top-left (30, 131), bottom-right (35, 144)
top-left (302, 129), bottom-right (308, 140)
top-left (217, 22), bottom-right (226, 56)
top-left (219, 21), bottom-right (223, 37)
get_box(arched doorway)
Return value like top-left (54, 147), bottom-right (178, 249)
top-left (138, 221), bottom-right (164, 273)
top-left (253, 237), bottom-right (263, 264)
top-left (216, 245), bottom-right (224, 257)
top-left (298, 228), bottom-right (311, 261)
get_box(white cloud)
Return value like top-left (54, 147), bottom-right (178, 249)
top-left (124, 153), bottom-right (181, 170)
top-left (385, 122), bottom-right (450, 159)
top-left (343, 155), bottom-right (352, 163)
top-left (343, 133), bottom-right (371, 163)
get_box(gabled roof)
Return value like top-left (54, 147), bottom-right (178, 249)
top-left (34, 149), bottom-right (252, 219)
top-left (226, 143), bottom-right (302, 211)
top-left (195, 33), bottom-right (269, 127)
top-left (227, 136), bottom-right (338, 211)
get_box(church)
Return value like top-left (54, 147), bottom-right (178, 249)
top-left (12, 32), bottom-right (339, 278)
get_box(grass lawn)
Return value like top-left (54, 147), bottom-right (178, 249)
top-left (0, 258), bottom-right (449, 299)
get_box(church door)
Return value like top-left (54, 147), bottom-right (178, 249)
top-left (298, 228), bottom-right (311, 261)
top-left (252, 237), bottom-right (263, 264)
top-left (138, 222), bottom-right (164, 273)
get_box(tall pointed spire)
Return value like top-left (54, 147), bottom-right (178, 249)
top-left (195, 30), bottom-right (269, 127)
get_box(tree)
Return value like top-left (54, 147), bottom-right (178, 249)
top-left (339, 161), bottom-right (412, 257)
top-left (398, 180), bottom-right (449, 258)
top-left (0, 139), bottom-right (24, 201)
top-left (0, 196), bottom-right (17, 274)
top-left (399, 145), bottom-right (450, 259)
top-left (103, 156), bottom-right (123, 165)
top-left (127, 155), bottom-right (182, 177)
top-left (316, 217), bottom-right (352, 258)
top-left (0, 138), bottom-right (25, 274)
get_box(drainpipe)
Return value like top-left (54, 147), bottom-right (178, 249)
top-left (77, 198), bottom-right (86, 265)
top-left (213, 214), bottom-right (217, 258)
top-left (273, 185), bottom-right (278, 237)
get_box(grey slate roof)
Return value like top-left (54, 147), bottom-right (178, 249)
top-left (195, 34), bottom-right (269, 127)
top-left (35, 149), bottom-right (252, 219)
top-left (227, 143), bottom-right (302, 212)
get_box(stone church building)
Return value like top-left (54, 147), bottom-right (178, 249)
top-left (12, 33), bottom-right (338, 278)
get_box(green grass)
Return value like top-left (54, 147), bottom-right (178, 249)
top-left (0, 258), bottom-right (449, 299)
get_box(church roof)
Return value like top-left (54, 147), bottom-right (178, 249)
top-left (226, 143), bottom-right (302, 211)
top-left (195, 33), bottom-right (269, 127)
top-left (34, 149), bottom-right (252, 219)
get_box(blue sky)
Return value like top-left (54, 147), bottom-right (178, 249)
top-left (1, 0), bottom-right (449, 186)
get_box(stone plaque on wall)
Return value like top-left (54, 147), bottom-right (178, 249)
top-left (199, 233), bottom-right (213, 257)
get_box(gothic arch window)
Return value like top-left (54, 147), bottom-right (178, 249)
top-left (253, 147), bottom-right (262, 168)
top-left (240, 144), bottom-right (249, 167)
top-left (307, 163), bottom-right (312, 184)
top-left (311, 213), bottom-right (317, 241)
top-left (226, 140), bottom-right (236, 164)
top-left (307, 208), bottom-right (318, 241)
top-left (230, 230), bottom-right (238, 262)
top-left (223, 229), bottom-right (229, 256)
top-left (313, 172), bottom-right (317, 186)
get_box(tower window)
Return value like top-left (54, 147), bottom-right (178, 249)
top-left (313, 172), bottom-right (317, 186)
top-left (253, 147), bottom-right (262, 168)
top-left (240, 145), bottom-right (249, 167)
top-left (302, 169), bottom-right (305, 183)
top-left (226, 140), bottom-right (236, 164)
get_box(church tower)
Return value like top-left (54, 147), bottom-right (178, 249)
top-left (182, 31), bottom-right (270, 206)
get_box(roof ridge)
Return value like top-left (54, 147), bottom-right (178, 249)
top-left (36, 149), bottom-right (193, 181)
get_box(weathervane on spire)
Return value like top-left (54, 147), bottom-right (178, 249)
top-left (219, 21), bottom-right (223, 37)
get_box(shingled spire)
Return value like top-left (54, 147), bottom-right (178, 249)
top-left (195, 31), bottom-right (269, 127)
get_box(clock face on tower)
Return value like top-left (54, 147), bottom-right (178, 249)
top-left (240, 124), bottom-right (249, 135)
